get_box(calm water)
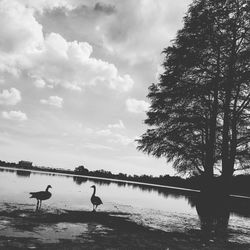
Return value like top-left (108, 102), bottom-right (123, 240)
top-left (0, 166), bottom-right (250, 244)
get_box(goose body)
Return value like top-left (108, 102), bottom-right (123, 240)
top-left (90, 185), bottom-right (103, 211)
top-left (30, 185), bottom-right (52, 210)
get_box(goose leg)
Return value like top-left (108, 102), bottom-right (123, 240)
top-left (40, 200), bottom-right (42, 209)
top-left (36, 200), bottom-right (39, 211)
top-left (92, 204), bottom-right (95, 211)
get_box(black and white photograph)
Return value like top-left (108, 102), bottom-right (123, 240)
top-left (0, 0), bottom-right (250, 249)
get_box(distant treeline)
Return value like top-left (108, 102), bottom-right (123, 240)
top-left (0, 160), bottom-right (250, 196)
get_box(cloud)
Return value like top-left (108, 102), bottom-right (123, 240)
top-left (155, 64), bottom-right (165, 81)
top-left (40, 95), bottom-right (63, 108)
top-left (83, 143), bottom-right (115, 150)
top-left (94, 124), bottom-right (133, 146)
top-left (126, 98), bottom-right (149, 113)
top-left (0, 88), bottom-right (21, 105)
top-left (108, 134), bottom-right (133, 146)
top-left (96, 0), bottom-right (191, 64)
top-left (108, 120), bottom-right (125, 129)
top-left (33, 78), bottom-right (46, 88)
top-left (2, 110), bottom-right (27, 121)
top-left (0, 0), bottom-right (43, 75)
top-left (30, 33), bottom-right (134, 92)
top-left (15, 0), bottom-right (82, 12)
top-left (94, 2), bottom-right (116, 15)
top-left (0, 1), bottom-right (134, 92)
top-left (96, 129), bottom-right (112, 136)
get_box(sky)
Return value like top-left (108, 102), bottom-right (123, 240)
top-left (0, 0), bottom-right (192, 176)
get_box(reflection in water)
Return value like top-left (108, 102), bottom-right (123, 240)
top-left (117, 181), bottom-right (127, 187)
top-left (71, 172), bottom-right (250, 220)
top-left (129, 183), bottom-right (192, 200)
top-left (73, 176), bottom-right (112, 186)
top-left (16, 170), bottom-right (31, 178)
top-left (71, 172), bottom-right (250, 243)
top-left (230, 196), bottom-right (250, 217)
top-left (32, 171), bottom-right (57, 177)
top-left (73, 176), bottom-right (88, 185)
top-left (0, 167), bottom-right (15, 173)
top-left (190, 193), bottom-right (230, 242)
top-left (73, 174), bottom-right (193, 201)
top-left (1, 165), bottom-right (250, 244)
top-left (91, 179), bottom-right (111, 186)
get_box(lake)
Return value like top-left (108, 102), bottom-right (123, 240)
top-left (0, 166), bottom-right (250, 248)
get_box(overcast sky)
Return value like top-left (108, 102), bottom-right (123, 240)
top-left (0, 0), bottom-right (192, 176)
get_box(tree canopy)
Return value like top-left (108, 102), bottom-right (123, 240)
top-left (137, 0), bottom-right (250, 178)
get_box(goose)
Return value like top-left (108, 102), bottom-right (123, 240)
top-left (30, 185), bottom-right (52, 210)
top-left (90, 185), bottom-right (103, 211)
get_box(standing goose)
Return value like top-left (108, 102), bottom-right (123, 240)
top-left (30, 185), bottom-right (52, 210)
top-left (90, 185), bottom-right (103, 211)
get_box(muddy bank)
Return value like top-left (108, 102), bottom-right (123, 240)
top-left (0, 203), bottom-right (249, 250)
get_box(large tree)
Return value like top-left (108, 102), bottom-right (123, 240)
top-left (137, 0), bottom-right (250, 181)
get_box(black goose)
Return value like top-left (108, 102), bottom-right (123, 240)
top-left (90, 185), bottom-right (103, 211)
top-left (30, 185), bottom-right (52, 210)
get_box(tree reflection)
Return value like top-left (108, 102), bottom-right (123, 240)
top-left (16, 170), bottom-right (31, 178)
top-left (73, 176), bottom-right (112, 186)
top-left (90, 179), bottom-right (111, 186)
top-left (196, 193), bottom-right (230, 241)
top-left (73, 176), bottom-right (88, 185)
top-left (117, 182), bottom-right (127, 187)
top-left (0, 167), bottom-right (15, 173)
top-left (188, 178), bottom-right (231, 243)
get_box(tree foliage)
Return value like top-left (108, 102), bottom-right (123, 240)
top-left (137, 0), bottom-right (250, 178)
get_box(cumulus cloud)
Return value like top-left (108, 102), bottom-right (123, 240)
top-left (26, 0), bottom-right (188, 65)
top-left (94, 2), bottom-right (116, 15)
top-left (108, 120), bottom-right (125, 129)
top-left (40, 96), bottom-right (63, 108)
top-left (96, 0), bottom-right (191, 64)
top-left (0, 0), bottom-right (43, 75)
top-left (0, 1), bottom-right (134, 92)
top-left (33, 78), bottom-right (46, 88)
top-left (15, 0), bottom-right (81, 12)
top-left (2, 110), bottom-right (27, 121)
top-left (29, 32), bottom-right (134, 92)
top-left (0, 88), bottom-right (21, 105)
top-left (126, 98), bottom-right (150, 114)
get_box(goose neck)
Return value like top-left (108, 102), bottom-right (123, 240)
top-left (92, 187), bottom-right (96, 196)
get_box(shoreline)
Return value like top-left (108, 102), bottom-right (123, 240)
top-left (1, 166), bottom-right (250, 201)
top-left (0, 203), bottom-right (250, 250)
top-left (0, 166), bottom-right (200, 193)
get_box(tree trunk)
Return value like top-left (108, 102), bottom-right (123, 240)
top-left (222, 23), bottom-right (237, 183)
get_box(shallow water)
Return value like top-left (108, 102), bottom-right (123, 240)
top-left (0, 167), bottom-right (195, 213)
top-left (0, 166), bottom-right (250, 246)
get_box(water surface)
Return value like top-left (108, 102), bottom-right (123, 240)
top-left (0, 166), bottom-right (250, 245)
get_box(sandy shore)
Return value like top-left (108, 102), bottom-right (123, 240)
top-left (0, 203), bottom-right (249, 250)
